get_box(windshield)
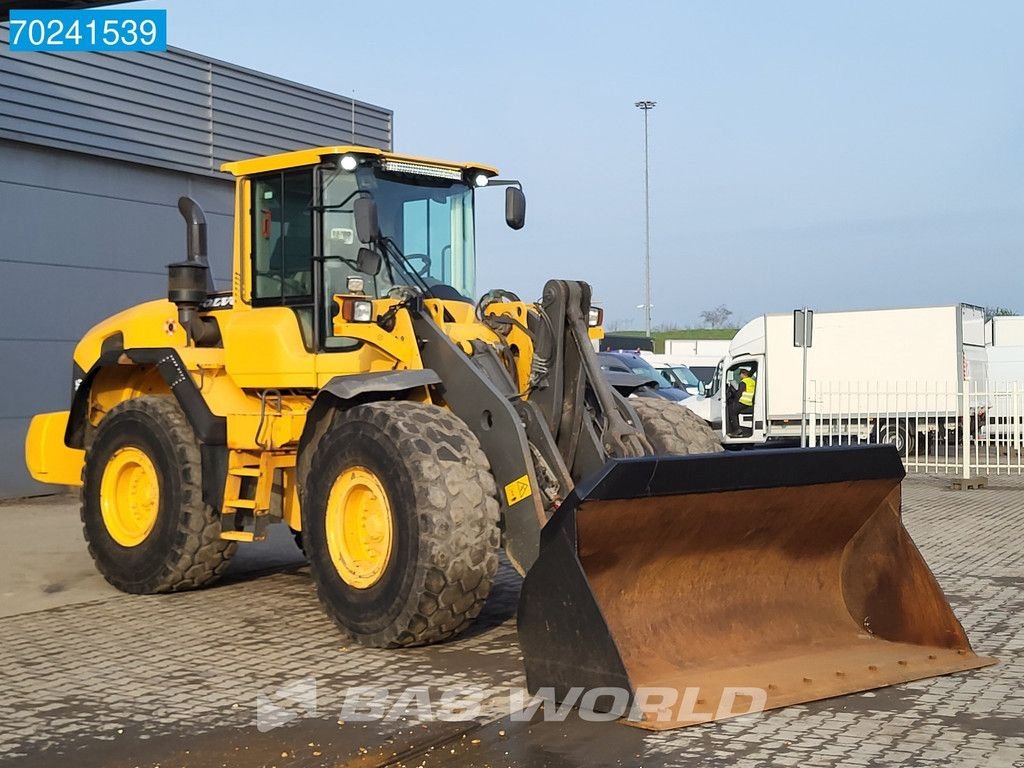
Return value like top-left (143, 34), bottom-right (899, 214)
top-left (690, 366), bottom-right (716, 385)
top-left (667, 366), bottom-right (700, 388)
top-left (321, 163), bottom-right (476, 302)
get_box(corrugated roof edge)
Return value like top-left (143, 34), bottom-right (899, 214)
top-left (0, 24), bottom-right (394, 176)
top-left (167, 44), bottom-right (392, 121)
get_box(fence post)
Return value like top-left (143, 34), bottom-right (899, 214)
top-left (1014, 382), bottom-right (1021, 458)
top-left (961, 386), bottom-right (971, 481)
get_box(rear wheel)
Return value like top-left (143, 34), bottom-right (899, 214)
top-left (630, 398), bottom-right (724, 455)
top-left (81, 396), bottom-right (236, 593)
top-left (876, 421), bottom-right (915, 454)
top-left (301, 401), bottom-right (500, 648)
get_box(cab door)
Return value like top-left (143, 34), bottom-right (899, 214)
top-left (722, 356), bottom-right (767, 446)
top-left (701, 359), bottom-right (724, 431)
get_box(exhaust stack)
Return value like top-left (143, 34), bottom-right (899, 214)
top-left (168, 197), bottom-right (216, 339)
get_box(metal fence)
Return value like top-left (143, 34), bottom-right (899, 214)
top-left (808, 380), bottom-right (1024, 478)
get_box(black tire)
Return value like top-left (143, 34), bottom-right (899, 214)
top-left (876, 421), bottom-right (915, 454)
top-left (301, 401), bottom-right (500, 648)
top-left (630, 398), bottom-right (724, 454)
top-left (81, 396), bottom-right (236, 593)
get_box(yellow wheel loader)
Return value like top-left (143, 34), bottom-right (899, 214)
top-left (25, 146), bottom-right (992, 728)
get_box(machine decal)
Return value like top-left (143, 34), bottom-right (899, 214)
top-left (199, 295), bottom-right (234, 310)
top-left (504, 474), bottom-right (532, 506)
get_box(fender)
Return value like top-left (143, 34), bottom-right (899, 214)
top-left (298, 369), bottom-right (443, 449)
top-left (65, 347), bottom-right (226, 449)
top-left (295, 369), bottom-right (444, 507)
top-left (297, 369), bottom-right (444, 461)
top-left (317, 369), bottom-right (441, 402)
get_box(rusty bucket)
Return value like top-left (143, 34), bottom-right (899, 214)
top-left (517, 446), bottom-right (994, 729)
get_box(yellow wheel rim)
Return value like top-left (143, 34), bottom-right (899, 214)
top-left (100, 446), bottom-right (159, 547)
top-left (325, 466), bottom-right (393, 589)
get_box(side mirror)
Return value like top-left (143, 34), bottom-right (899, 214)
top-left (353, 197), bottom-right (380, 243)
top-left (505, 187), bottom-right (526, 230)
top-left (356, 246), bottom-right (382, 276)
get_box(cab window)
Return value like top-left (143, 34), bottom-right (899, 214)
top-left (251, 169), bottom-right (314, 304)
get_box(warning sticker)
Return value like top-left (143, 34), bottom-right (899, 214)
top-left (503, 474), bottom-right (532, 506)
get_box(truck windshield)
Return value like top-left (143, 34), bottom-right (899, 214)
top-left (321, 165), bottom-right (476, 301)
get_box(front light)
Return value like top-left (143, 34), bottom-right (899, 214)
top-left (340, 155), bottom-right (358, 171)
top-left (381, 159), bottom-right (462, 180)
top-left (346, 276), bottom-right (365, 294)
top-left (588, 307), bottom-right (604, 327)
top-left (474, 173), bottom-right (489, 187)
top-left (341, 298), bottom-right (374, 322)
top-left (352, 300), bottom-right (373, 322)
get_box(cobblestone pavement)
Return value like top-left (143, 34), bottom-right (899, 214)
top-left (0, 475), bottom-right (1021, 767)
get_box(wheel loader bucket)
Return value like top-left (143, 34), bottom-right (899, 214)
top-left (517, 446), bottom-right (994, 730)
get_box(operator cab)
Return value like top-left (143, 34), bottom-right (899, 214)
top-left (224, 146), bottom-right (525, 352)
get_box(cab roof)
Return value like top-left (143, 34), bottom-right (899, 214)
top-left (220, 145), bottom-right (499, 177)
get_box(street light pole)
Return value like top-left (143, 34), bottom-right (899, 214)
top-left (635, 100), bottom-right (656, 336)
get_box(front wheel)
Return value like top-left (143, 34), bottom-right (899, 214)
top-left (630, 398), bottom-right (724, 455)
top-left (301, 401), bottom-right (501, 648)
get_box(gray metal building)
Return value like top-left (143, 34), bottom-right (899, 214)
top-left (0, 25), bottom-right (393, 496)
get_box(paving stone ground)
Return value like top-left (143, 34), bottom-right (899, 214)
top-left (0, 474), bottom-right (1020, 767)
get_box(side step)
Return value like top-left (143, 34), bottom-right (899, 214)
top-left (220, 452), bottom-right (295, 542)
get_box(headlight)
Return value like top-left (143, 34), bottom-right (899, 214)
top-left (474, 173), bottom-right (489, 187)
top-left (588, 307), bottom-right (604, 327)
top-left (341, 298), bottom-right (374, 322)
top-left (340, 155), bottom-right (358, 171)
top-left (346, 276), bottom-right (365, 294)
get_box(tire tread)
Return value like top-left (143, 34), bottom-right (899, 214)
top-left (630, 398), bottom-right (724, 455)
top-left (305, 401), bottom-right (500, 648)
top-left (81, 396), bottom-right (236, 593)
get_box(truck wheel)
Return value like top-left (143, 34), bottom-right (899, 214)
top-left (81, 396), bottom-right (236, 593)
top-left (877, 422), bottom-right (915, 454)
top-left (301, 401), bottom-right (500, 648)
top-left (630, 398), bottom-right (724, 454)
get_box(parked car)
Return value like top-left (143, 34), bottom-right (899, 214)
top-left (601, 370), bottom-right (669, 400)
top-left (597, 352), bottom-right (690, 401)
top-left (652, 361), bottom-right (705, 396)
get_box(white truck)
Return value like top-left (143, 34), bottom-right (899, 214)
top-left (683, 304), bottom-right (988, 450)
top-left (979, 316), bottom-right (1024, 443)
top-left (986, 316), bottom-right (1024, 382)
top-left (662, 339), bottom-right (731, 385)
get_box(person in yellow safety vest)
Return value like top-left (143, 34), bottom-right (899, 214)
top-left (726, 367), bottom-right (757, 437)
top-left (738, 368), bottom-right (756, 409)
top-left (733, 367), bottom-right (756, 436)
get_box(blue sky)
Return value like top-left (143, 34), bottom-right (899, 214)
top-left (138, 1), bottom-right (1024, 328)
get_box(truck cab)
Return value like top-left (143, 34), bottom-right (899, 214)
top-left (700, 356), bottom-right (768, 446)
